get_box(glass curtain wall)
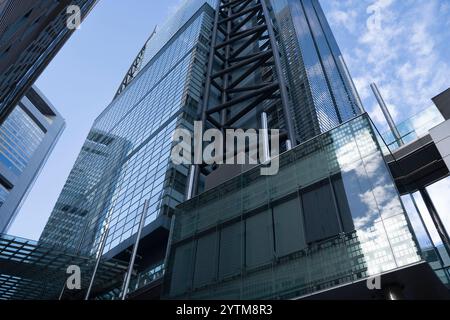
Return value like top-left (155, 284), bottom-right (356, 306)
top-left (40, 4), bottom-right (216, 256)
top-left (164, 114), bottom-right (422, 299)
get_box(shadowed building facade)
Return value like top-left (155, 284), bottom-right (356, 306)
top-left (0, 0), bottom-right (97, 121)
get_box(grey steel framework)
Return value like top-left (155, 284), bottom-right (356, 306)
top-left (419, 188), bottom-right (450, 257)
top-left (191, 0), bottom-right (297, 196)
top-left (371, 83), bottom-right (403, 147)
top-left (0, 234), bottom-right (128, 300)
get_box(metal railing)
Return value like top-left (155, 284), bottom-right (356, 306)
top-left (381, 105), bottom-right (444, 151)
top-left (132, 262), bottom-right (165, 292)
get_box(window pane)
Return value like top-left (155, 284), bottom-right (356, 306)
top-left (302, 179), bottom-right (340, 243)
top-left (246, 210), bottom-right (273, 269)
top-left (273, 197), bottom-right (306, 256)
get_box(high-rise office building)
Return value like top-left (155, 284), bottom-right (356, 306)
top-left (40, 1), bottom-right (219, 300)
top-left (0, 86), bottom-right (65, 233)
top-left (162, 0), bottom-right (445, 300)
top-left (39, 0), bottom-right (448, 300)
top-left (272, 0), bottom-right (362, 142)
top-left (39, 129), bottom-right (132, 253)
top-left (41, 0), bottom-right (217, 259)
top-left (0, 0), bottom-right (97, 120)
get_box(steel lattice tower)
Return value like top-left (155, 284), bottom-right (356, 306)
top-left (190, 0), bottom-right (297, 196)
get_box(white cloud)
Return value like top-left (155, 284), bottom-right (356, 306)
top-left (167, 0), bottom-right (186, 16)
top-left (320, 0), bottom-right (449, 265)
top-left (440, 1), bottom-right (450, 15)
top-left (327, 9), bottom-right (358, 33)
top-left (323, 0), bottom-right (450, 126)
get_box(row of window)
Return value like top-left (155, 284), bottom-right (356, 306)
top-left (43, 7), bottom-right (215, 255)
top-left (0, 105), bottom-right (44, 176)
top-left (0, 183), bottom-right (9, 208)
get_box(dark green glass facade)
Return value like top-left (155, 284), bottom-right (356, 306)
top-left (164, 114), bottom-right (422, 299)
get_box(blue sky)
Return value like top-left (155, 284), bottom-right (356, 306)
top-left (8, 0), bottom-right (450, 240)
top-left (322, 0), bottom-right (450, 129)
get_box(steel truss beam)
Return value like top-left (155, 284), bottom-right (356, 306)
top-left (189, 0), bottom-right (297, 198)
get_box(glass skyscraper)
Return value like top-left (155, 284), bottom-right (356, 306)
top-left (38, 0), bottom-right (447, 300)
top-left (40, 129), bottom-right (132, 253)
top-left (41, 1), bottom-right (217, 258)
top-left (0, 86), bottom-right (65, 233)
top-left (271, 0), bottom-right (362, 142)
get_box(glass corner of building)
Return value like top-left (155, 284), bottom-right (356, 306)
top-left (164, 114), bottom-right (423, 299)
